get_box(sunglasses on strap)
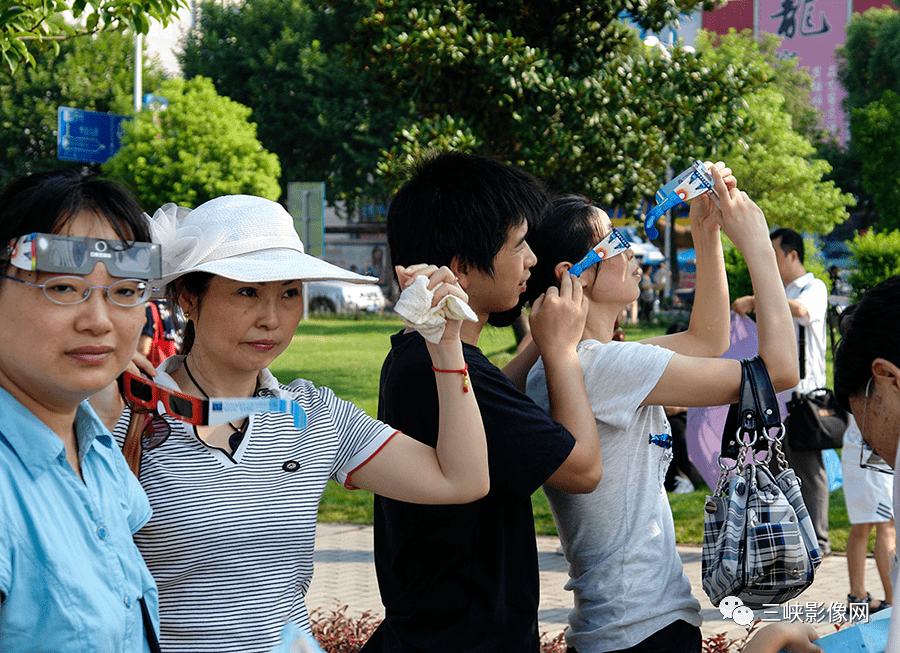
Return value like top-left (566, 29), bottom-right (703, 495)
top-left (121, 371), bottom-right (307, 430)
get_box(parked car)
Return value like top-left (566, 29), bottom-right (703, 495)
top-left (304, 280), bottom-right (386, 314)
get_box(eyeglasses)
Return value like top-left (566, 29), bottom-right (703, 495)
top-left (860, 439), bottom-right (892, 475)
top-left (1, 274), bottom-right (153, 307)
top-left (859, 376), bottom-right (893, 475)
top-left (569, 228), bottom-right (632, 278)
top-left (121, 371), bottom-right (307, 429)
top-left (9, 232), bottom-right (161, 279)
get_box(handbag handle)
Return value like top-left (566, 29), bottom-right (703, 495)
top-left (739, 357), bottom-right (781, 433)
top-left (716, 357), bottom-right (787, 495)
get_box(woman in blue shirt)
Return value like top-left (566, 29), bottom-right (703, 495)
top-left (0, 170), bottom-right (161, 652)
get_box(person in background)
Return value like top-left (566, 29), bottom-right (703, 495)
top-left (139, 298), bottom-right (186, 367)
top-left (733, 227), bottom-right (831, 556)
top-left (114, 194), bottom-right (489, 653)
top-left (828, 264), bottom-right (849, 297)
top-left (662, 322), bottom-right (704, 494)
top-left (0, 170), bottom-right (161, 652)
top-left (840, 415), bottom-right (894, 614)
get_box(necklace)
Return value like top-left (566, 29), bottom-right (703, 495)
top-left (182, 358), bottom-right (250, 440)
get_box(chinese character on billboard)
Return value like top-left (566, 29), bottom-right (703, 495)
top-left (758, 0), bottom-right (849, 141)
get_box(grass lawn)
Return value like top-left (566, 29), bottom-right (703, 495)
top-left (275, 316), bottom-right (865, 552)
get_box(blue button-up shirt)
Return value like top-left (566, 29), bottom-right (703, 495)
top-left (0, 388), bottom-right (158, 652)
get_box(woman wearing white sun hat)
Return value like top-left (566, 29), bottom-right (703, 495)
top-left (112, 194), bottom-right (487, 653)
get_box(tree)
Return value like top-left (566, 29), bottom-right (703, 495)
top-left (837, 5), bottom-right (900, 114)
top-left (851, 90), bottom-right (900, 232)
top-left (1, 0), bottom-right (186, 71)
top-left (832, 5), bottom-right (900, 232)
top-left (345, 0), bottom-right (765, 216)
top-left (0, 29), bottom-right (166, 188)
top-left (696, 30), bottom-right (853, 234)
top-left (179, 0), bottom-right (400, 212)
top-left (103, 76), bottom-right (281, 209)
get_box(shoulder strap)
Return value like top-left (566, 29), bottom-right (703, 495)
top-left (121, 409), bottom-right (147, 479)
top-left (139, 596), bottom-right (162, 653)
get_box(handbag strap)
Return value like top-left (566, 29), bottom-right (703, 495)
top-left (122, 409), bottom-right (149, 479)
top-left (798, 325), bottom-right (806, 380)
top-left (740, 357), bottom-right (782, 433)
top-left (139, 596), bottom-right (162, 653)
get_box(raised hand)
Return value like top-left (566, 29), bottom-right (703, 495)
top-left (529, 267), bottom-right (589, 361)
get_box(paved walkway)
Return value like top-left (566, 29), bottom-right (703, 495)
top-left (306, 523), bottom-right (886, 644)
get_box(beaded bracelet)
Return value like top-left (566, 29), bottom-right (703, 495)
top-left (431, 363), bottom-right (470, 393)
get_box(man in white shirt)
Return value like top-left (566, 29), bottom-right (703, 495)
top-left (733, 228), bottom-right (831, 555)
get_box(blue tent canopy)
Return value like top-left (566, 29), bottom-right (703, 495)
top-left (677, 248), bottom-right (695, 264)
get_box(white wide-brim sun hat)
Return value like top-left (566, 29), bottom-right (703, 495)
top-left (148, 195), bottom-right (377, 286)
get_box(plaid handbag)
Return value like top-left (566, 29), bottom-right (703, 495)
top-left (701, 357), bottom-right (823, 609)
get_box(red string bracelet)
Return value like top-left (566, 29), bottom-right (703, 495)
top-left (431, 363), bottom-right (470, 393)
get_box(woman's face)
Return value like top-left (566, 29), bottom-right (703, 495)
top-left (0, 210), bottom-right (147, 412)
top-left (582, 212), bottom-right (641, 307)
top-left (184, 275), bottom-right (305, 376)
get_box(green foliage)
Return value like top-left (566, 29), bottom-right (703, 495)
top-left (851, 91), bottom-right (900, 233)
top-left (103, 76), bottom-right (281, 210)
top-left (847, 229), bottom-right (900, 298)
top-left (696, 31), bottom-right (854, 235)
top-left (179, 0), bottom-right (400, 210)
top-left (0, 30), bottom-right (166, 188)
top-left (349, 1), bottom-right (767, 215)
top-left (837, 7), bottom-right (900, 114)
top-left (814, 138), bottom-right (875, 230)
top-left (833, 7), bottom-right (900, 232)
top-left (751, 31), bottom-right (820, 137)
top-left (0, 0), bottom-right (186, 71)
top-left (722, 241), bottom-right (752, 304)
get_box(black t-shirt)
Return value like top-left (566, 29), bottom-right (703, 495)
top-left (362, 330), bottom-right (576, 653)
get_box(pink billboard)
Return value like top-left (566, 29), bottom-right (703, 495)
top-left (757, 0), bottom-right (850, 141)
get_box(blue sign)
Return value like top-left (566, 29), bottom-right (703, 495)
top-left (57, 106), bottom-right (131, 164)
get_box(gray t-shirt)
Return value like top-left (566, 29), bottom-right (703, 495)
top-left (526, 339), bottom-right (701, 652)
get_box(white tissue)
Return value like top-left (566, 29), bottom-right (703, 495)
top-left (393, 275), bottom-right (478, 343)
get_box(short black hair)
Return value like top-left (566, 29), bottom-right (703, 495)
top-left (522, 193), bottom-right (605, 306)
top-left (770, 227), bottom-right (804, 265)
top-left (0, 169), bottom-right (149, 273)
top-left (834, 275), bottom-right (900, 410)
top-left (386, 151), bottom-right (548, 276)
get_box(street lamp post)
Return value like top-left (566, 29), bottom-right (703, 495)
top-left (642, 33), bottom-right (697, 299)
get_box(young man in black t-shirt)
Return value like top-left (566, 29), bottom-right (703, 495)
top-left (361, 152), bottom-right (603, 653)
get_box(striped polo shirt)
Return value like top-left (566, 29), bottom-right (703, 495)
top-left (113, 356), bottom-right (396, 653)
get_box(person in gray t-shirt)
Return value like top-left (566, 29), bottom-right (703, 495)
top-left (523, 164), bottom-right (800, 653)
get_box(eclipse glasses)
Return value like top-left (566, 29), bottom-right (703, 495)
top-left (644, 161), bottom-right (719, 240)
top-left (122, 371), bottom-right (307, 430)
top-left (9, 232), bottom-right (161, 280)
top-left (569, 228), bottom-right (632, 278)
